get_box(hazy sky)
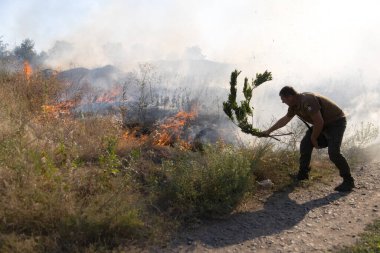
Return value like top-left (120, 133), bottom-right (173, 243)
top-left (2, 1), bottom-right (379, 69)
top-left (1, 0), bottom-right (380, 134)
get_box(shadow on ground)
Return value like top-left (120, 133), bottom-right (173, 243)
top-left (174, 185), bottom-right (348, 249)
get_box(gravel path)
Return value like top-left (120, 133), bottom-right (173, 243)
top-left (164, 161), bottom-right (380, 253)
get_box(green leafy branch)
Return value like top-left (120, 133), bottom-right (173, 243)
top-left (223, 70), bottom-right (287, 141)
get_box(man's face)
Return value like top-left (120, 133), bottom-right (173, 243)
top-left (280, 95), bottom-right (295, 106)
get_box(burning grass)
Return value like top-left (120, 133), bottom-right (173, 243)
top-left (41, 99), bottom-right (77, 118)
top-left (0, 68), bottom-right (376, 252)
top-left (152, 110), bottom-right (196, 148)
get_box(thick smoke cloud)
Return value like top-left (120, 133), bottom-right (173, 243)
top-left (1, 0), bottom-right (380, 143)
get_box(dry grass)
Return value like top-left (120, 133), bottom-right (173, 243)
top-left (0, 165), bottom-right (156, 252)
top-left (0, 71), bottom-right (156, 252)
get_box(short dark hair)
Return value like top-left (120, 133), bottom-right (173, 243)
top-left (279, 86), bottom-right (298, 97)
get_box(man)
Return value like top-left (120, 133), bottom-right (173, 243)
top-left (261, 86), bottom-right (355, 192)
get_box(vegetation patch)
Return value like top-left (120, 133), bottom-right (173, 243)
top-left (338, 219), bottom-right (380, 253)
top-left (149, 144), bottom-right (252, 219)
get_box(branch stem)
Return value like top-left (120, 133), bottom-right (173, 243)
top-left (270, 132), bottom-right (293, 137)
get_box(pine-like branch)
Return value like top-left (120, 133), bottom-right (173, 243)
top-left (223, 70), bottom-right (273, 138)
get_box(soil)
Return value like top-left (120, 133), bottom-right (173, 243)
top-left (160, 159), bottom-right (380, 252)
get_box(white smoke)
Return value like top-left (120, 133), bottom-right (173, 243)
top-left (2, 0), bottom-right (380, 144)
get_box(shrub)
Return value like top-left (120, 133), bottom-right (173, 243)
top-left (99, 136), bottom-right (122, 175)
top-left (151, 144), bottom-right (252, 219)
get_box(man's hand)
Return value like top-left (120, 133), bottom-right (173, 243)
top-left (258, 116), bottom-right (293, 138)
top-left (258, 130), bottom-right (271, 138)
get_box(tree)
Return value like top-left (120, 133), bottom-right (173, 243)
top-left (14, 38), bottom-right (37, 62)
top-left (122, 63), bottom-right (159, 125)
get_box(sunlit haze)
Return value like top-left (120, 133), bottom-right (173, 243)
top-left (1, 0), bottom-right (380, 138)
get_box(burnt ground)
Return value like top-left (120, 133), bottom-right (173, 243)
top-left (154, 159), bottom-right (380, 253)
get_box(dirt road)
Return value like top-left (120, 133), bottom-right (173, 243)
top-left (167, 161), bottom-right (380, 252)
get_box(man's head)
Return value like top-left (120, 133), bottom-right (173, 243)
top-left (279, 86), bottom-right (298, 106)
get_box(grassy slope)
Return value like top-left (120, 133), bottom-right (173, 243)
top-left (0, 70), bottom-right (378, 252)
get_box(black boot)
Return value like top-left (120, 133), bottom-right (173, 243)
top-left (334, 176), bottom-right (355, 192)
top-left (296, 168), bottom-right (310, 181)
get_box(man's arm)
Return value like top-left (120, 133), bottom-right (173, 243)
top-left (310, 111), bottom-right (324, 148)
top-left (262, 115), bottom-right (293, 136)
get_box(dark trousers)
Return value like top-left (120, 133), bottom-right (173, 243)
top-left (299, 117), bottom-right (352, 179)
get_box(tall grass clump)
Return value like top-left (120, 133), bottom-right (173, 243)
top-left (239, 139), bottom-right (308, 191)
top-left (151, 144), bottom-right (252, 219)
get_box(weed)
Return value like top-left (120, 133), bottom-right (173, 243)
top-left (99, 136), bottom-right (122, 175)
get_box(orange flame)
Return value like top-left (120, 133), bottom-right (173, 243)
top-left (23, 61), bottom-right (32, 80)
top-left (41, 100), bottom-right (76, 118)
top-left (153, 110), bottom-right (197, 148)
top-left (119, 109), bottom-right (198, 150)
top-left (122, 129), bottom-right (149, 144)
top-left (93, 86), bottom-right (122, 103)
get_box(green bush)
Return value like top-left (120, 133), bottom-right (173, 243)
top-left (152, 144), bottom-right (252, 219)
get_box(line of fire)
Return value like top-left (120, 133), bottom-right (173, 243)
top-left (24, 60), bottom-right (236, 151)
